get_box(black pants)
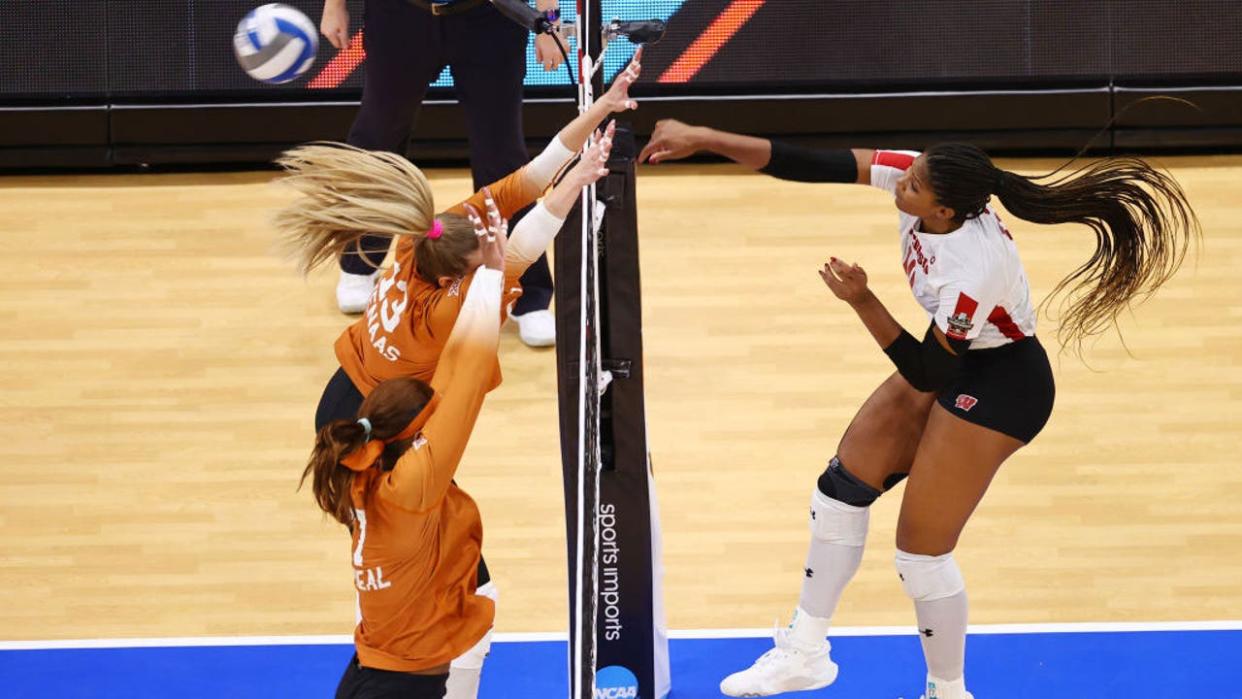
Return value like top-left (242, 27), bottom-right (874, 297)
top-left (336, 655), bottom-right (449, 699)
top-left (315, 367), bottom-right (491, 587)
top-left (341, 0), bottom-right (553, 314)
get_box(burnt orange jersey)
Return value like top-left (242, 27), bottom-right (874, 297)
top-left (348, 267), bottom-right (503, 672)
top-left (336, 166), bottom-right (545, 395)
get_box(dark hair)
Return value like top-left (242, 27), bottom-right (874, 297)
top-left (923, 142), bottom-right (1199, 353)
top-left (300, 377), bottom-right (434, 527)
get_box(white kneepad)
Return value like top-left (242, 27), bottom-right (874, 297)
top-left (809, 489), bottom-right (869, 547)
top-left (894, 550), bottom-right (965, 602)
top-left (451, 581), bottom-right (499, 670)
top-left (475, 580), bottom-right (499, 604)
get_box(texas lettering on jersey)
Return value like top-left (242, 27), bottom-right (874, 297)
top-left (364, 262), bottom-right (409, 363)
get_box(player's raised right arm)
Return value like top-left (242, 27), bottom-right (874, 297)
top-left (524, 48), bottom-right (642, 191)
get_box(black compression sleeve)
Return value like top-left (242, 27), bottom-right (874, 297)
top-left (759, 140), bottom-right (858, 183)
top-left (882, 322), bottom-right (969, 392)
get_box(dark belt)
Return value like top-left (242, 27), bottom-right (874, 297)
top-left (406, 0), bottom-right (488, 16)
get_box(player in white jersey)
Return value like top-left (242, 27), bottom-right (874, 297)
top-left (641, 122), bottom-right (1197, 699)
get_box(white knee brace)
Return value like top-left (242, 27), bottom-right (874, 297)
top-left (894, 550), bottom-right (965, 602)
top-left (809, 489), bottom-right (869, 547)
top-left (451, 581), bottom-right (499, 670)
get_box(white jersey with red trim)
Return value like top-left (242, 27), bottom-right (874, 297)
top-left (870, 150), bottom-right (1037, 349)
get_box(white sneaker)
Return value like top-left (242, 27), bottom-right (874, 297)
top-left (512, 309), bottom-right (556, 347)
top-left (921, 675), bottom-right (972, 699)
top-left (336, 270), bottom-right (379, 314)
top-left (719, 627), bottom-right (839, 697)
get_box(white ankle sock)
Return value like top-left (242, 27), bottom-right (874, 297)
top-left (787, 606), bottom-right (832, 650)
top-left (925, 673), bottom-right (969, 699)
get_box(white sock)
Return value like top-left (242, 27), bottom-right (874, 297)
top-left (895, 550), bottom-right (968, 683)
top-left (925, 674), bottom-right (969, 699)
top-left (799, 489), bottom-right (868, 621)
top-left (914, 590), bottom-right (968, 681)
top-left (444, 667), bottom-right (481, 699)
top-left (445, 582), bottom-right (497, 699)
top-left (787, 606), bottom-right (833, 650)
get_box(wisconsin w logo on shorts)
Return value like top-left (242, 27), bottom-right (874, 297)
top-left (954, 394), bottom-right (979, 412)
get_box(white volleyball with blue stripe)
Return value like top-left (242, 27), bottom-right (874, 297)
top-left (233, 4), bottom-right (319, 84)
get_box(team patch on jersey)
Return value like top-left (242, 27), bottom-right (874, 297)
top-left (947, 312), bottom-right (973, 338)
top-left (945, 292), bottom-right (979, 340)
top-left (954, 394), bottom-right (979, 412)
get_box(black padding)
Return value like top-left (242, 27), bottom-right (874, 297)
top-left (882, 322), bottom-right (969, 392)
top-left (816, 456), bottom-right (882, 507)
top-left (760, 140), bottom-right (858, 183)
top-left (477, 556), bottom-right (491, 587)
top-left (883, 472), bottom-right (909, 491)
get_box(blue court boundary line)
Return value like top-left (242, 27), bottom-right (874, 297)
top-left (4, 623), bottom-right (1242, 698)
top-left (3, 619), bottom-right (1241, 650)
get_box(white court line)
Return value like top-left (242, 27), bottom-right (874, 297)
top-left (669, 620), bottom-right (1242, 639)
top-left (2, 620), bottom-right (1241, 652)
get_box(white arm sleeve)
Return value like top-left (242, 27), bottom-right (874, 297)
top-left (504, 202), bottom-right (567, 271)
top-left (525, 136), bottom-right (576, 191)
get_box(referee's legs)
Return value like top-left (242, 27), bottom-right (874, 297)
top-left (340, 0), bottom-right (444, 278)
top-left (448, 6), bottom-right (555, 321)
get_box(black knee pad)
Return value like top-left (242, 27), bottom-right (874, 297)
top-left (476, 556), bottom-right (491, 587)
top-left (816, 456), bottom-right (882, 507)
top-left (883, 472), bottom-right (909, 491)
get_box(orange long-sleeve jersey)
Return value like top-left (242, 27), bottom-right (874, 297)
top-left (347, 266), bottom-right (503, 672)
top-left (335, 166), bottom-right (547, 396)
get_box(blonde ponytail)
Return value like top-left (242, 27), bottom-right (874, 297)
top-left (274, 142), bottom-right (437, 274)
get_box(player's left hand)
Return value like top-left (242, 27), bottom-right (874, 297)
top-left (535, 29), bottom-right (569, 71)
top-left (819, 257), bottom-right (871, 305)
top-left (465, 189), bottom-right (509, 244)
top-left (468, 191), bottom-right (508, 272)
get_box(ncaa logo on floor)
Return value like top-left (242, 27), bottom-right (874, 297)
top-left (595, 665), bottom-right (639, 698)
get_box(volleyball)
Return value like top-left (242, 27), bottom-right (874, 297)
top-left (233, 4), bottom-right (318, 85)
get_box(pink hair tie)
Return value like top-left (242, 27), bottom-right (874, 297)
top-left (427, 219), bottom-right (444, 240)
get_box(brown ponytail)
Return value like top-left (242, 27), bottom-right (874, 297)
top-left (303, 420), bottom-right (369, 527)
top-left (299, 377), bottom-right (436, 527)
top-left (924, 143), bottom-right (1199, 353)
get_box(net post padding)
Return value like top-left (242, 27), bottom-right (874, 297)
top-left (556, 120), bottom-right (668, 698)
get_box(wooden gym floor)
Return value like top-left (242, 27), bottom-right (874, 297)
top-left (0, 156), bottom-right (1239, 641)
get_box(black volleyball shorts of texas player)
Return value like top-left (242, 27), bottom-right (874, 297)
top-left (936, 336), bottom-right (1055, 444)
